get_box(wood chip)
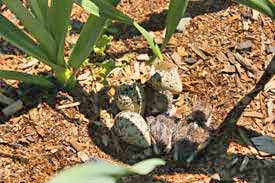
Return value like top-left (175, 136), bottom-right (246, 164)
top-left (136, 54), bottom-right (149, 61)
top-left (216, 52), bottom-right (228, 63)
top-left (108, 87), bottom-right (116, 97)
top-left (264, 78), bottom-right (275, 92)
top-left (243, 111), bottom-right (265, 119)
top-left (35, 126), bottom-right (46, 137)
top-left (235, 53), bottom-right (258, 74)
top-left (177, 46), bottom-right (188, 57)
top-left (56, 102), bottom-right (80, 110)
top-left (189, 44), bottom-right (208, 60)
top-left (0, 93), bottom-right (15, 105)
top-left (243, 20), bottom-right (249, 31)
top-left (20, 59), bottom-right (39, 69)
top-left (2, 100), bottom-right (24, 117)
top-left (221, 64), bottom-right (236, 73)
top-left (78, 151), bottom-right (89, 162)
top-left (69, 139), bottom-right (83, 152)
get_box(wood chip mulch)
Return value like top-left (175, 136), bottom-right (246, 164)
top-left (1, 1), bottom-right (275, 182)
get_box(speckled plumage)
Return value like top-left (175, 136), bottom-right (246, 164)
top-left (145, 87), bottom-right (175, 116)
top-left (173, 101), bottom-right (213, 162)
top-left (146, 114), bottom-right (178, 153)
top-left (173, 121), bottom-right (210, 162)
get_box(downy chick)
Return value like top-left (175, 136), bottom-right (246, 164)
top-left (173, 100), bottom-right (213, 163)
top-left (146, 114), bottom-right (178, 154)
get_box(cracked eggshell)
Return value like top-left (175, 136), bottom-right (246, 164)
top-left (114, 83), bottom-right (145, 114)
top-left (113, 111), bottom-right (151, 148)
top-left (150, 61), bottom-right (183, 93)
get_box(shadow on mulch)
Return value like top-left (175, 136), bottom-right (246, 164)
top-left (67, 0), bottom-right (233, 47)
top-left (0, 55), bottom-right (274, 181)
top-left (0, 80), bottom-right (58, 123)
top-left (104, 0), bottom-right (233, 41)
top-left (155, 55), bottom-right (275, 182)
top-left (88, 55), bottom-right (275, 182)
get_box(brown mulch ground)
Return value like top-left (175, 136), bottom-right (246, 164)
top-left (1, 0), bottom-right (275, 182)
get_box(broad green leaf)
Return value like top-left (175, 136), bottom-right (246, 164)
top-left (162, 0), bottom-right (189, 50)
top-left (0, 14), bottom-right (61, 70)
top-left (76, 0), bottom-right (132, 24)
top-left (68, 15), bottom-right (107, 70)
top-left (129, 159), bottom-right (165, 175)
top-left (91, 0), bottom-right (133, 24)
top-left (3, 0), bottom-right (57, 60)
top-left (233, 0), bottom-right (275, 19)
top-left (0, 70), bottom-right (55, 89)
top-left (49, 0), bottom-right (74, 65)
top-left (29, 0), bottom-right (49, 29)
top-left (29, 0), bottom-right (45, 25)
top-left (69, 0), bottom-right (121, 71)
top-left (134, 22), bottom-right (163, 60)
top-left (48, 158), bottom-right (165, 183)
top-left (75, 0), bottom-right (100, 17)
top-left (78, 0), bottom-right (162, 60)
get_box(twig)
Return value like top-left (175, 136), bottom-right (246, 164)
top-left (0, 93), bottom-right (14, 105)
top-left (56, 102), bottom-right (80, 110)
top-left (2, 100), bottom-right (24, 117)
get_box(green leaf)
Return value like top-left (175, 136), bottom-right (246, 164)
top-left (94, 34), bottom-right (113, 56)
top-left (48, 158), bottom-right (165, 183)
top-left (134, 22), bottom-right (163, 60)
top-left (91, 0), bottom-right (133, 24)
top-left (29, 0), bottom-right (48, 27)
top-left (49, 0), bottom-right (74, 65)
top-left (75, 0), bottom-right (100, 17)
top-left (78, 0), bottom-right (162, 60)
top-left (68, 15), bottom-right (107, 70)
top-left (233, 0), bottom-right (275, 19)
top-left (0, 14), bottom-right (60, 70)
top-left (129, 159), bottom-right (166, 175)
top-left (0, 70), bottom-right (55, 89)
top-left (3, 0), bottom-right (57, 60)
top-left (68, 0), bottom-right (121, 71)
top-left (162, 0), bottom-right (189, 50)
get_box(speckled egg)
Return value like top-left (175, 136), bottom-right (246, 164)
top-left (149, 61), bottom-right (182, 93)
top-left (113, 111), bottom-right (151, 148)
top-left (114, 83), bottom-right (145, 114)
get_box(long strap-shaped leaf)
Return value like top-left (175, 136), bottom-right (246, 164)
top-left (0, 70), bottom-right (55, 88)
top-left (91, 0), bottom-right (133, 24)
top-left (76, 0), bottom-right (162, 60)
top-left (162, 0), bottom-right (189, 50)
top-left (0, 14), bottom-right (61, 70)
top-left (233, 0), bottom-right (275, 19)
top-left (49, 158), bottom-right (165, 183)
top-left (3, 0), bottom-right (57, 61)
top-left (68, 14), bottom-right (107, 70)
top-left (134, 22), bottom-right (162, 60)
top-left (69, 0), bottom-right (122, 71)
top-left (49, 0), bottom-right (74, 65)
top-left (29, 0), bottom-right (49, 28)
top-left (75, 0), bottom-right (100, 17)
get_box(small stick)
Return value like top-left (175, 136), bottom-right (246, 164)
top-left (2, 100), bottom-right (23, 117)
top-left (0, 93), bottom-right (14, 105)
top-left (56, 102), bottom-right (80, 110)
